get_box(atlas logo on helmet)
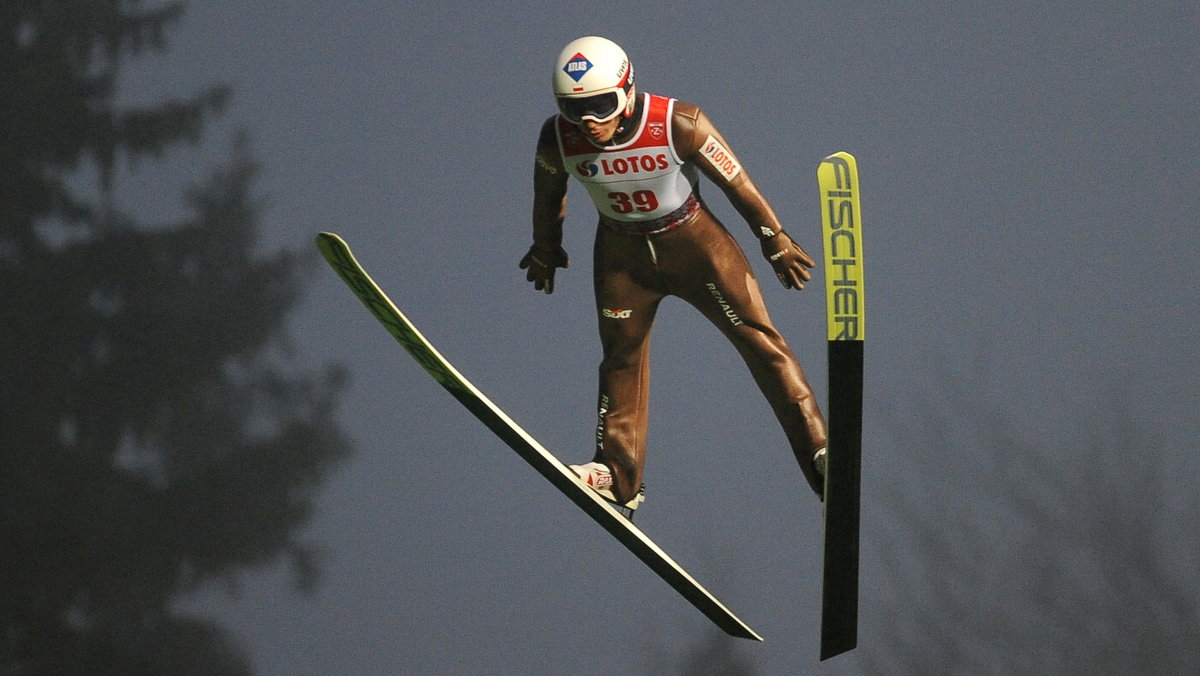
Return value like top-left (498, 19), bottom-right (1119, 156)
top-left (562, 53), bottom-right (593, 83)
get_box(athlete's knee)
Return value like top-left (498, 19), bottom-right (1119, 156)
top-left (598, 335), bottom-right (649, 374)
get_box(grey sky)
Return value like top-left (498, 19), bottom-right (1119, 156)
top-left (109, 1), bottom-right (1198, 673)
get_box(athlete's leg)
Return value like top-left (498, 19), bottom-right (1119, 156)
top-left (659, 214), bottom-right (828, 496)
top-left (591, 226), bottom-right (665, 503)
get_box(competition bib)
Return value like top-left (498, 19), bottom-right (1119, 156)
top-left (557, 94), bottom-right (698, 222)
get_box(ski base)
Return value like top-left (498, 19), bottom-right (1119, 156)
top-left (820, 341), bottom-right (862, 660)
top-left (316, 232), bottom-right (762, 642)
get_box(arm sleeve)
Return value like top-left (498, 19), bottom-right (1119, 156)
top-left (672, 102), bottom-right (784, 240)
top-left (531, 117), bottom-right (569, 250)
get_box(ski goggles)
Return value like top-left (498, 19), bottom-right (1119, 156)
top-left (556, 91), bottom-right (624, 124)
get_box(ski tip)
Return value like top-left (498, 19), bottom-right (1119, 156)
top-left (315, 232), bottom-right (351, 260)
top-left (821, 150), bottom-right (857, 163)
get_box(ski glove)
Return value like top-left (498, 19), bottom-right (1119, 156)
top-left (760, 230), bottom-right (815, 290)
top-left (519, 245), bottom-right (569, 294)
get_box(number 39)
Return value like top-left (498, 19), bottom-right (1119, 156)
top-left (608, 190), bottom-right (659, 214)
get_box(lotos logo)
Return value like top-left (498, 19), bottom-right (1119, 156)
top-left (563, 53), bottom-right (592, 82)
top-left (700, 134), bottom-right (741, 181)
top-left (576, 161), bottom-right (599, 177)
top-left (602, 308), bottom-right (633, 319)
top-left (593, 154), bottom-right (669, 176)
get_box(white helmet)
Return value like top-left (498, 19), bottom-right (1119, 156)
top-left (552, 36), bottom-right (636, 124)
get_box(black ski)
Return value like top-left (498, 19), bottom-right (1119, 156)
top-left (817, 152), bottom-right (865, 660)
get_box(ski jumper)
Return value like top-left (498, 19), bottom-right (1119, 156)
top-left (531, 93), bottom-right (827, 502)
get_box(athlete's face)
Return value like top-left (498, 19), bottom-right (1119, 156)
top-left (579, 115), bottom-right (621, 144)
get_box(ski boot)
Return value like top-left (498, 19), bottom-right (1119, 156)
top-left (812, 446), bottom-right (828, 502)
top-left (813, 446), bottom-right (828, 481)
top-left (569, 461), bottom-right (645, 519)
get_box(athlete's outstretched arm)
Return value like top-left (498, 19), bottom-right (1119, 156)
top-left (522, 117), bottom-right (571, 293)
top-left (672, 103), bottom-right (815, 290)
